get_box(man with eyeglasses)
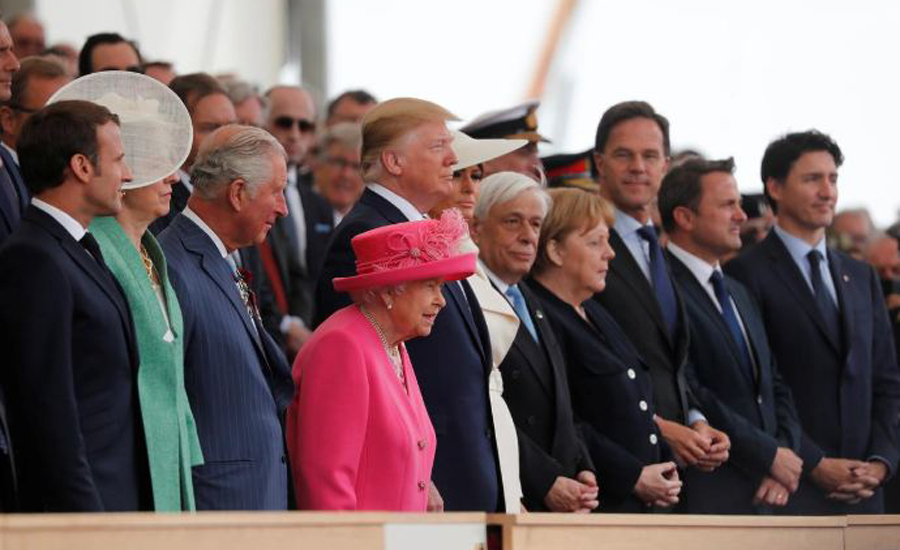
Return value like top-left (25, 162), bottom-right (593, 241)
top-left (262, 85), bottom-right (334, 357)
top-left (150, 73), bottom-right (236, 234)
top-left (312, 122), bottom-right (364, 224)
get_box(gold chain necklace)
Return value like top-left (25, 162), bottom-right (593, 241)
top-left (139, 244), bottom-right (160, 290)
top-left (359, 305), bottom-right (405, 385)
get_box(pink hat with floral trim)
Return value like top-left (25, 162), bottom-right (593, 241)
top-left (333, 209), bottom-right (477, 292)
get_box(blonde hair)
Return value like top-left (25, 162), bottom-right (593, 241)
top-left (360, 97), bottom-right (458, 181)
top-left (533, 188), bottom-right (614, 276)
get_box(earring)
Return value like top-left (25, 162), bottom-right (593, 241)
top-left (387, 302), bottom-right (393, 310)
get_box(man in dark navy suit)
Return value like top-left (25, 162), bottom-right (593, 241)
top-left (660, 157), bottom-right (803, 513)
top-left (727, 131), bottom-right (900, 514)
top-left (262, 86), bottom-right (334, 358)
top-left (315, 98), bottom-right (503, 512)
top-left (591, 101), bottom-right (730, 477)
top-left (472, 172), bottom-right (598, 512)
top-left (160, 125), bottom-right (294, 510)
top-left (0, 100), bottom-right (151, 511)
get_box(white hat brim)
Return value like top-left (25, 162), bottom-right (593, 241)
top-left (451, 130), bottom-right (528, 172)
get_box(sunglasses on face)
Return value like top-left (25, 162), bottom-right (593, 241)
top-left (273, 116), bottom-right (316, 133)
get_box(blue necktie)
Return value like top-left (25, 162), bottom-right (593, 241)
top-left (807, 250), bottom-right (841, 346)
top-left (637, 226), bottom-right (678, 339)
top-left (506, 285), bottom-right (539, 343)
top-left (709, 270), bottom-right (754, 381)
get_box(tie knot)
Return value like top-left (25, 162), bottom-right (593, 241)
top-left (636, 225), bottom-right (659, 245)
top-left (505, 284), bottom-right (523, 301)
top-left (709, 269), bottom-right (725, 286)
top-left (807, 249), bottom-right (824, 267)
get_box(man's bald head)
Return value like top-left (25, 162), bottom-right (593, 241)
top-left (264, 85), bottom-right (316, 166)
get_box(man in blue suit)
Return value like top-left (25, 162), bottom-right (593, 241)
top-left (160, 125), bottom-right (294, 510)
top-left (315, 98), bottom-right (503, 512)
top-left (0, 100), bottom-right (150, 511)
top-left (659, 157), bottom-right (803, 513)
top-left (727, 131), bottom-right (900, 514)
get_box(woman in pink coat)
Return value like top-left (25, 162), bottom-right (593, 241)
top-left (287, 210), bottom-right (476, 511)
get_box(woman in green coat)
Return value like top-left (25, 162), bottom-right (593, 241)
top-left (91, 172), bottom-right (203, 511)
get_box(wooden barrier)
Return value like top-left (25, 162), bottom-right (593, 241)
top-left (0, 512), bottom-right (487, 550)
top-left (488, 513), bottom-right (848, 550)
top-left (0, 512), bottom-right (897, 550)
top-left (845, 515), bottom-right (900, 550)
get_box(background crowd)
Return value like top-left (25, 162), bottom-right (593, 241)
top-left (0, 12), bottom-right (899, 516)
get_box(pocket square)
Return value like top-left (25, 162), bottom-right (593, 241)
top-left (314, 223), bottom-right (332, 233)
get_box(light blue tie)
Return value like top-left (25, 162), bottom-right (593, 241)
top-left (506, 285), bottom-right (539, 343)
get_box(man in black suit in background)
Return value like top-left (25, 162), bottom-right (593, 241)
top-left (150, 73), bottom-right (236, 234)
top-left (472, 172), bottom-right (598, 512)
top-left (660, 157), bottom-right (803, 513)
top-left (262, 86), bottom-right (333, 357)
top-left (0, 100), bottom-right (150, 511)
top-left (591, 101), bottom-right (730, 476)
top-left (727, 131), bottom-right (900, 514)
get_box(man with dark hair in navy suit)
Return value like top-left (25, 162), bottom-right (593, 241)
top-left (160, 124), bottom-right (294, 510)
top-left (0, 99), bottom-right (151, 511)
top-left (660, 156), bottom-right (803, 514)
top-left (727, 131), bottom-right (900, 514)
top-left (315, 97), bottom-right (504, 512)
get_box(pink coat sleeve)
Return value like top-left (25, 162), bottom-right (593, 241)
top-left (288, 329), bottom-right (370, 510)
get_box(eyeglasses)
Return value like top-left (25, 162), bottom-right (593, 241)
top-left (273, 116), bottom-right (316, 133)
top-left (324, 156), bottom-right (361, 171)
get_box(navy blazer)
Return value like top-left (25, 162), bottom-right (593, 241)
top-left (267, 176), bottom-right (334, 327)
top-left (726, 231), bottom-right (900, 514)
top-left (0, 206), bottom-right (149, 511)
top-left (314, 187), bottom-right (501, 511)
top-left (160, 214), bottom-right (294, 510)
top-left (314, 187), bottom-right (405, 326)
top-left (593, 228), bottom-right (693, 423)
top-left (529, 278), bottom-right (671, 513)
top-left (495, 281), bottom-right (593, 511)
top-left (669, 253), bottom-right (802, 514)
top-left (0, 147), bottom-right (29, 245)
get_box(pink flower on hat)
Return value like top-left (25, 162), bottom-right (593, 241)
top-left (358, 209), bottom-right (468, 274)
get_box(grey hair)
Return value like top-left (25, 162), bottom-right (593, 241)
top-left (473, 171), bottom-right (551, 221)
top-left (318, 122), bottom-right (362, 156)
top-left (190, 125), bottom-right (286, 200)
top-left (349, 283), bottom-right (407, 307)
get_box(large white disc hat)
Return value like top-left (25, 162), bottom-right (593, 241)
top-left (451, 129), bottom-right (527, 172)
top-left (47, 70), bottom-right (193, 190)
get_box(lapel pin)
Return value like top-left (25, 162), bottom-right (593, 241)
top-left (535, 310), bottom-right (544, 320)
top-left (842, 274), bottom-right (849, 283)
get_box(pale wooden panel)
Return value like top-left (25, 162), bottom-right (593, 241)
top-left (490, 514), bottom-right (847, 550)
top-left (844, 515), bottom-right (900, 550)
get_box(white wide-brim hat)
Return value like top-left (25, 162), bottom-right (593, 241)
top-left (451, 130), bottom-right (528, 172)
top-left (48, 71), bottom-right (193, 190)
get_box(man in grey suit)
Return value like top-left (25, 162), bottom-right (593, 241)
top-left (159, 125), bottom-right (294, 510)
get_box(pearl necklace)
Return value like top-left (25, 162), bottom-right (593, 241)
top-left (359, 305), bottom-right (405, 385)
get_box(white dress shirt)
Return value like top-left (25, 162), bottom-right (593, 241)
top-left (285, 167), bottom-right (308, 270)
top-left (182, 206), bottom-right (228, 258)
top-left (32, 198), bottom-right (86, 240)
top-left (368, 182), bottom-right (426, 221)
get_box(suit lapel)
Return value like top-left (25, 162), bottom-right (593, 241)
top-left (608, 229), bottom-right (670, 339)
top-left (29, 208), bottom-right (138, 364)
top-left (0, 146), bottom-right (28, 213)
top-left (762, 232), bottom-right (840, 352)
top-left (827, 251), bottom-right (852, 362)
top-left (669, 254), bottom-right (756, 388)
top-left (445, 279), bottom-right (488, 366)
top-left (178, 217), bottom-right (268, 360)
top-left (360, 187), bottom-right (409, 225)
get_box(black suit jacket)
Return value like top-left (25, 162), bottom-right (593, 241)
top-left (0, 147), bottom-right (29, 246)
top-left (0, 207), bottom-right (150, 511)
top-left (314, 187), bottom-right (502, 511)
top-left (267, 179), bottom-right (334, 327)
top-left (148, 177), bottom-right (191, 235)
top-left (496, 281), bottom-right (593, 511)
top-left (669, 253), bottom-right (802, 514)
top-left (314, 187), bottom-right (406, 325)
top-left (530, 278), bottom-right (672, 513)
top-left (726, 231), bottom-right (900, 514)
top-left (593, 228), bottom-right (692, 423)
